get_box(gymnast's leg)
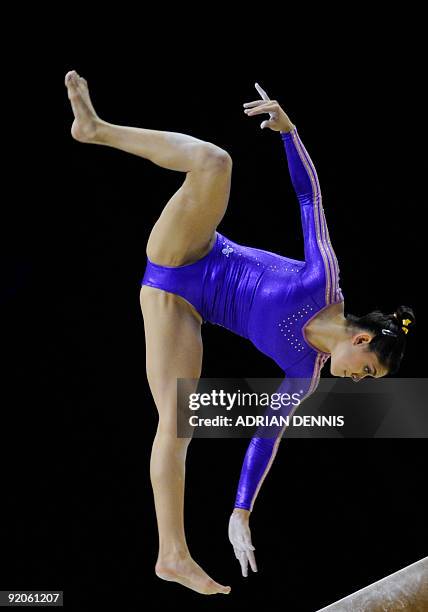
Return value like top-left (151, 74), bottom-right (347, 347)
top-left (65, 70), bottom-right (232, 594)
top-left (64, 69), bottom-right (231, 266)
top-left (141, 287), bottom-right (232, 595)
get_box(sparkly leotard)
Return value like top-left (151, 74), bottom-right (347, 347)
top-left (141, 125), bottom-right (344, 511)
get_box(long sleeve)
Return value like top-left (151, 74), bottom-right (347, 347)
top-left (234, 356), bottom-right (323, 512)
top-left (281, 126), bottom-right (343, 306)
top-left (233, 421), bottom-right (279, 512)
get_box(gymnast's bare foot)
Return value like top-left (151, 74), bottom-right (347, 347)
top-left (64, 70), bottom-right (102, 143)
top-left (155, 553), bottom-right (231, 595)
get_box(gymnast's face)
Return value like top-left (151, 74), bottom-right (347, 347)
top-left (330, 331), bottom-right (387, 381)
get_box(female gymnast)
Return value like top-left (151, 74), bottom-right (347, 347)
top-left (65, 70), bottom-right (415, 596)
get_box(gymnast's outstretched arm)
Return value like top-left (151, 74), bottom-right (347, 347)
top-left (243, 85), bottom-right (341, 304)
top-left (281, 124), bottom-right (343, 304)
top-left (229, 361), bottom-right (316, 577)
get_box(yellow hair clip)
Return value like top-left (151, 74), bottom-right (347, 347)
top-left (401, 318), bottom-right (412, 334)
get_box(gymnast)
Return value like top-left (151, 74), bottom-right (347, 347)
top-left (65, 70), bottom-right (415, 596)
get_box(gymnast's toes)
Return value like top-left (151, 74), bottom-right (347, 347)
top-left (65, 69), bottom-right (100, 143)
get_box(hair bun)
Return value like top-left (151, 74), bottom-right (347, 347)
top-left (393, 305), bottom-right (416, 334)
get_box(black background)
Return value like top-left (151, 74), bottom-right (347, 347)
top-left (1, 19), bottom-right (426, 612)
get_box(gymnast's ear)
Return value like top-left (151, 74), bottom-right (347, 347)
top-left (352, 332), bottom-right (373, 346)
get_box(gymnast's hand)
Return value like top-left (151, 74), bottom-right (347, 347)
top-left (228, 508), bottom-right (258, 577)
top-left (243, 82), bottom-right (295, 132)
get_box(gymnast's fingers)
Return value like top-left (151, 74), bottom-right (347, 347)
top-left (234, 547), bottom-right (247, 576)
top-left (237, 550), bottom-right (248, 577)
top-left (247, 548), bottom-right (258, 573)
top-left (243, 100), bottom-right (269, 108)
top-left (245, 102), bottom-right (277, 116)
top-left (255, 82), bottom-right (270, 100)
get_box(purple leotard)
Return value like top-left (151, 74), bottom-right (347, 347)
top-left (141, 125), bottom-right (344, 511)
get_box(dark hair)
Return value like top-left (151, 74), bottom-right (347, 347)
top-left (345, 305), bottom-right (416, 375)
